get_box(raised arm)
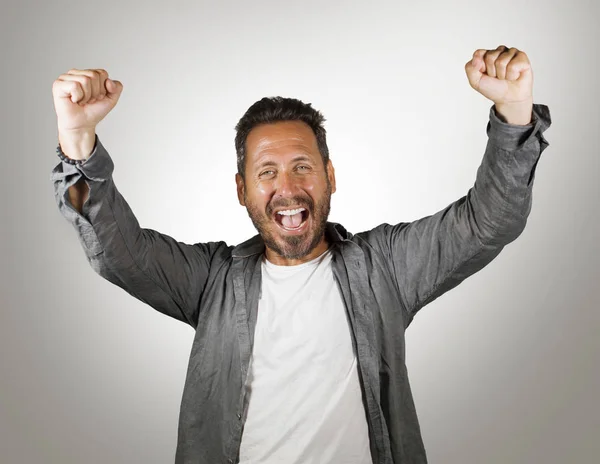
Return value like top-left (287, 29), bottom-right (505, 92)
top-left (359, 46), bottom-right (552, 323)
top-left (51, 69), bottom-right (227, 328)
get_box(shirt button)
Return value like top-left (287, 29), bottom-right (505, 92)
top-left (237, 413), bottom-right (242, 420)
top-left (228, 459), bottom-right (234, 464)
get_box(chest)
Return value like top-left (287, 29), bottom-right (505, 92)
top-left (253, 260), bottom-right (356, 370)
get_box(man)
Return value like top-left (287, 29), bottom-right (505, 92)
top-left (51, 45), bottom-right (551, 463)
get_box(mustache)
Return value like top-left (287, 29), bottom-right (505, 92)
top-left (266, 196), bottom-right (314, 216)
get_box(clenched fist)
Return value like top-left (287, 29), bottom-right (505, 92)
top-left (465, 45), bottom-right (534, 125)
top-left (53, 68), bottom-right (123, 133)
top-left (53, 68), bottom-right (123, 160)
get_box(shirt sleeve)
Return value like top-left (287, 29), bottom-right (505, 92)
top-left (361, 103), bottom-right (551, 322)
top-left (50, 135), bottom-right (227, 328)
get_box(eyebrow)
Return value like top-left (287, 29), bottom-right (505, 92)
top-left (254, 154), bottom-right (313, 171)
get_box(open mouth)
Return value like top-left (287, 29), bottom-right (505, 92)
top-left (274, 207), bottom-right (309, 232)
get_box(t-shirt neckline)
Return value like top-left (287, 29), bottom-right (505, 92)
top-left (262, 247), bottom-right (331, 272)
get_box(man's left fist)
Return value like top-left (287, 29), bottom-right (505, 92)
top-left (465, 45), bottom-right (533, 106)
top-left (465, 45), bottom-right (534, 124)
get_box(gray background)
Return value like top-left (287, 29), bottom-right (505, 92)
top-left (1, 0), bottom-right (598, 462)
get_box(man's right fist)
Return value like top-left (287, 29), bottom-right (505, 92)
top-left (52, 68), bottom-right (123, 133)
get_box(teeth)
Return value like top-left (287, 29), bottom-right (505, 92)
top-left (277, 208), bottom-right (306, 216)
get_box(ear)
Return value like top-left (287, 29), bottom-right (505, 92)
top-left (326, 159), bottom-right (336, 194)
top-left (235, 173), bottom-right (246, 206)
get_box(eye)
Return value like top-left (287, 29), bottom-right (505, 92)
top-left (297, 165), bottom-right (311, 172)
top-left (259, 169), bottom-right (275, 177)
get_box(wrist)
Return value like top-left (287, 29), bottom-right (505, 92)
top-left (494, 98), bottom-right (534, 125)
top-left (58, 128), bottom-right (96, 160)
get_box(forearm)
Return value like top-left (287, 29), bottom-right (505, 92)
top-left (469, 105), bottom-right (549, 244)
top-left (469, 102), bottom-right (551, 243)
top-left (51, 134), bottom-right (134, 258)
top-left (59, 129), bottom-right (96, 214)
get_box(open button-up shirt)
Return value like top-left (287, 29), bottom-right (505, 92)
top-left (51, 103), bottom-right (551, 463)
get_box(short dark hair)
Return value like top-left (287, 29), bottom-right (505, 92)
top-left (234, 96), bottom-right (329, 180)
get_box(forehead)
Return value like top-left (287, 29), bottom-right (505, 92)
top-left (245, 120), bottom-right (319, 160)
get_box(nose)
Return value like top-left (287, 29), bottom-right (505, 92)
top-left (273, 170), bottom-right (298, 198)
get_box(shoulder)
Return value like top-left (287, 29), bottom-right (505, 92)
top-left (327, 221), bottom-right (391, 254)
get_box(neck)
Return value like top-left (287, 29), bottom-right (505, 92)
top-left (264, 236), bottom-right (330, 266)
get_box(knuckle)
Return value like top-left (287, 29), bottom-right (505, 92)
top-left (53, 79), bottom-right (66, 89)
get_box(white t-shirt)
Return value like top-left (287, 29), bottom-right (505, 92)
top-left (238, 248), bottom-right (373, 464)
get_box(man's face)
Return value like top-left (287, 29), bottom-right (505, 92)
top-left (236, 120), bottom-right (336, 263)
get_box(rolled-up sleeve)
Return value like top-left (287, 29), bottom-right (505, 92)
top-left (487, 103), bottom-right (551, 150)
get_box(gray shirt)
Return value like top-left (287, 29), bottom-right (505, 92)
top-left (51, 103), bottom-right (551, 463)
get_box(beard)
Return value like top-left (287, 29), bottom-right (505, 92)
top-left (244, 179), bottom-right (332, 260)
